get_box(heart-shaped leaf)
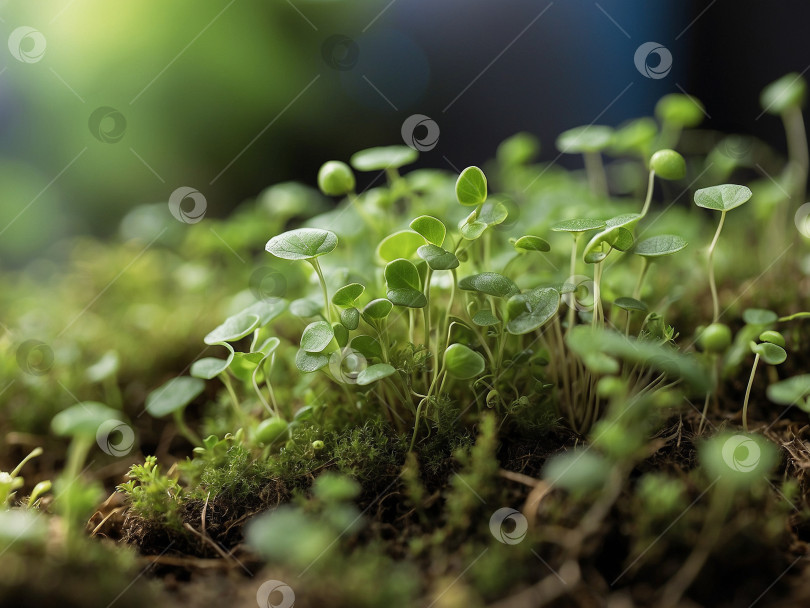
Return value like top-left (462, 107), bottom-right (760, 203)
top-left (634, 235), bottom-right (687, 257)
top-left (455, 166), bottom-right (487, 207)
top-left (459, 273), bottom-right (520, 298)
top-left (376, 230), bottom-right (424, 262)
top-left (362, 298), bottom-right (393, 321)
top-left (417, 244), bottom-right (459, 270)
top-left (555, 125), bottom-right (613, 153)
top-left (265, 228), bottom-right (338, 260)
top-left (357, 363), bottom-right (396, 386)
top-left (332, 283), bottom-right (365, 308)
top-left (351, 335), bottom-right (383, 360)
top-left (409, 215), bottom-right (446, 246)
top-left (146, 377), bottom-right (205, 418)
top-left (444, 344), bottom-right (486, 379)
top-left (694, 184), bottom-right (752, 212)
top-left (506, 287), bottom-right (560, 335)
top-left (551, 218), bottom-right (606, 234)
top-left (751, 342), bottom-right (787, 365)
top-left (301, 320), bottom-right (335, 353)
top-left (514, 236), bottom-right (551, 252)
top-left (350, 146), bottom-right (417, 171)
top-left (385, 259), bottom-right (427, 308)
top-left (295, 349), bottom-right (329, 372)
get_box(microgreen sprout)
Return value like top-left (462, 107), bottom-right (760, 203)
top-left (556, 125), bottom-right (614, 196)
top-left (741, 330), bottom-right (787, 431)
top-left (693, 184), bottom-right (753, 322)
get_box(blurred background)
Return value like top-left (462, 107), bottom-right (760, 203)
top-left (0, 0), bottom-right (808, 264)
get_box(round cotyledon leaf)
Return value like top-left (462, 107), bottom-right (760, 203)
top-left (555, 125), bottom-right (613, 154)
top-left (350, 146), bottom-right (418, 171)
top-left (376, 230), bottom-right (424, 262)
top-left (767, 374), bottom-right (810, 408)
top-left (265, 228), bottom-right (338, 261)
top-left (506, 287), bottom-right (560, 335)
top-left (146, 377), bottom-right (205, 418)
top-left (301, 320), bottom-right (335, 353)
top-left (551, 218), bottom-right (607, 234)
top-left (52, 402), bottom-right (124, 439)
top-left (634, 234), bottom-right (687, 257)
top-left (417, 244), bottom-right (459, 270)
top-left (444, 344), bottom-right (486, 379)
top-left (455, 166), bottom-right (488, 207)
top-left (409, 215), bottom-right (446, 247)
top-left (459, 272), bottom-right (520, 298)
top-left (356, 363), bottom-right (396, 386)
top-left (694, 184), bottom-right (752, 212)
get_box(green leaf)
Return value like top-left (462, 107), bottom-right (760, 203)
top-left (376, 230), bottom-right (424, 262)
top-left (699, 433), bottom-right (778, 489)
top-left (694, 184), bottom-right (752, 212)
top-left (455, 166), bottom-right (488, 206)
top-left (204, 313), bottom-right (260, 345)
top-left (459, 272), bottom-right (520, 298)
top-left (506, 287), bottom-right (560, 335)
top-left (385, 259), bottom-right (427, 308)
top-left (340, 307), bottom-right (360, 330)
top-left (351, 335), bottom-right (383, 360)
top-left (290, 298), bottom-right (322, 318)
top-left (583, 225), bottom-right (634, 262)
top-left (362, 298), bottom-right (393, 321)
top-left (265, 228), bottom-right (338, 260)
top-left (582, 352), bottom-right (620, 374)
top-left (760, 73), bottom-right (807, 115)
top-left (350, 146), bottom-right (417, 171)
top-left (555, 125), bottom-right (613, 154)
top-left (52, 402), bottom-right (124, 439)
top-left (332, 283), bottom-right (365, 308)
top-left (543, 450), bottom-right (610, 493)
top-left (496, 132), bottom-right (540, 166)
top-left (751, 342), bottom-right (787, 365)
top-left (614, 297), bottom-right (648, 312)
top-left (514, 236), bottom-right (551, 252)
top-left (609, 118), bottom-right (657, 155)
top-left (85, 351), bottom-right (120, 383)
top-left (655, 93), bottom-right (705, 128)
top-left (649, 149), bottom-right (686, 180)
top-left (146, 377), bottom-right (205, 418)
top-left (550, 218), bottom-right (606, 234)
top-left (767, 374), bottom-right (810, 406)
top-left (230, 352), bottom-right (266, 382)
top-left (477, 199), bottom-right (508, 226)
top-left (444, 344), bottom-right (486, 379)
top-left (301, 320), bottom-right (335, 353)
top-left (317, 160), bottom-right (355, 196)
top-left (634, 235), bottom-right (687, 257)
top-left (472, 310), bottom-right (501, 327)
top-left (409, 215), bottom-right (446, 246)
top-left (357, 363), bottom-right (396, 386)
top-left (295, 349), bottom-right (329, 372)
top-left (333, 323), bottom-right (349, 348)
top-left (417, 244), bottom-right (459, 270)
top-left (743, 308), bottom-right (778, 325)
top-left (460, 220), bottom-right (488, 240)
top-left (242, 299), bottom-right (287, 326)
top-left (191, 356), bottom-right (233, 380)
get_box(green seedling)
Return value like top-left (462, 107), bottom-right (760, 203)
top-left (694, 184), bottom-right (753, 322)
top-left (266, 228), bottom-right (337, 322)
top-left (642, 149), bottom-right (686, 216)
top-left (317, 160), bottom-right (355, 196)
top-left (655, 93), bottom-right (705, 148)
top-left (0, 447), bottom-right (45, 507)
top-left (628, 234), bottom-right (687, 331)
top-left (767, 374), bottom-right (810, 413)
top-left (741, 331), bottom-right (787, 431)
top-left (556, 125), bottom-right (614, 196)
top-left (146, 377), bottom-right (205, 445)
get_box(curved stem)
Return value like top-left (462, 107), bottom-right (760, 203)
top-left (309, 258), bottom-right (333, 324)
top-left (707, 211), bottom-right (726, 323)
top-left (640, 169), bottom-right (656, 217)
top-left (172, 410), bottom-right (201, 446)
top-left (742, 353), bottom-right (760, 432)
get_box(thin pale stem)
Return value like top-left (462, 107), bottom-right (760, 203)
top-left (742, 353), bottom-right (760, 432)
top-left (783, 107), bottom-right (809, 202)
top-left (566, 234), bottom-right (580, 335)
top-left (592, 262), bottom-right (603, 328)
top-left (707, 211), bottom-right (726, 323)
top-left (583, 152), bottom-right (608, 198)
top-left (640, 169), bottom-right (656, 217)
top-left (309, 258), bottom-right (333, 324)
